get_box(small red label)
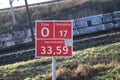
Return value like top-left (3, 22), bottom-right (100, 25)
top-left (36, 22), bottom-right (54, 38)
top-left (55, 22), bottom-right (72, 38)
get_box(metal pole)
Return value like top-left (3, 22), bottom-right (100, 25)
top-left (24, 0), bottom-right (35, 44)
top-left (9, 0), bottom-right (17, 26)
top-left (52, 57), bottom-right (56, 80)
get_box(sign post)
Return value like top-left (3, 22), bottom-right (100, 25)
top-left (35, 20), bottom-right (73, 80)
top-left (52, 57), bottom-right (56, 80)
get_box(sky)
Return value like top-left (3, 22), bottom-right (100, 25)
top-left (0, 0), bottom-right (52, 9)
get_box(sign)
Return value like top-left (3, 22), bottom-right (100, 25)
top-left (35, 20), bottom-right (73, 57)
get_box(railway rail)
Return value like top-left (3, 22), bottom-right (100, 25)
top-left (0, 28), bottom-right (120, 65)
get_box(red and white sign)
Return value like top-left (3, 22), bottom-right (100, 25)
top-left (35, 20), bottom-right (73, 57)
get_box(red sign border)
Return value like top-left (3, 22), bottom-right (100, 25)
top-left (35, 20), bottom-right (73, 58)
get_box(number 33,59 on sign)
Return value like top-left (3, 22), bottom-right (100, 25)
top-left (35, 20), bottom-right (73, 57)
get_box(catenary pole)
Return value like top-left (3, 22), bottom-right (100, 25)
top-left (24, 0), bottom-right (35, 44)
top-left (9, 0), bottom-right (17, 28)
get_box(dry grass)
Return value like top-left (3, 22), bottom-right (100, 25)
top-left (72, 64), bottom-right (90, 80)
top-left (44, 62), bottom-right (120, 80)
top-left (45, 68), bottom-right (72, 80)
top-left (0, 0), bottom-right (86, 31)
top-left (0, 0), bottom-right (120, 32)
top-left (0, 42), bottom-right (120, 80)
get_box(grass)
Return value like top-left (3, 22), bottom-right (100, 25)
top-left (0, 0), bottom-right (87, 32)
top-left (0, 42), bottom-right (120, 80)
top-left (0, 0), bottom-right (120, 33)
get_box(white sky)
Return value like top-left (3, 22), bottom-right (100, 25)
top-left (0, 0), bottom-right (52, 9)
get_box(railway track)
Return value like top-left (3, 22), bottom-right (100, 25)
top-left (1, 28), bottom-right (120, 55)
top-left (0, 43), bottom-right (34, 55)
top-left (0, 29), bottom-right (120, 65)
top-left (73, 28), bottom-right (120, 40)
top-left (74, 30), bottom-right (120, 50)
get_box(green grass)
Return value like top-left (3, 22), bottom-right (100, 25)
top-left (0, 42), bottom-right (120, 80)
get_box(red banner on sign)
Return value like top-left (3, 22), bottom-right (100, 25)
top-left (36, 40), bottom-right (72, 57)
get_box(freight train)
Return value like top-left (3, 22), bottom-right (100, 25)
top-left (73, 11), bottom-right (120, 36)
top-left (0, 11), bottom-right (120, 50)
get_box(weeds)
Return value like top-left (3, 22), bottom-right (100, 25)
top-left (0, 42), bottom-right (120, 79)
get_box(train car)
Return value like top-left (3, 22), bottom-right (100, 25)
top-left (73, 11), bottom-right (120, 36)
top-left (0, 28), bottom-right (33, 50)
top-left (1, 11), bottom-right (120, 50)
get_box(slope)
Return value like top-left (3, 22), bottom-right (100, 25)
top-left (0, 42), bottom-right (120, 80)
top-left (0, 0), bottom-right (120, 33)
